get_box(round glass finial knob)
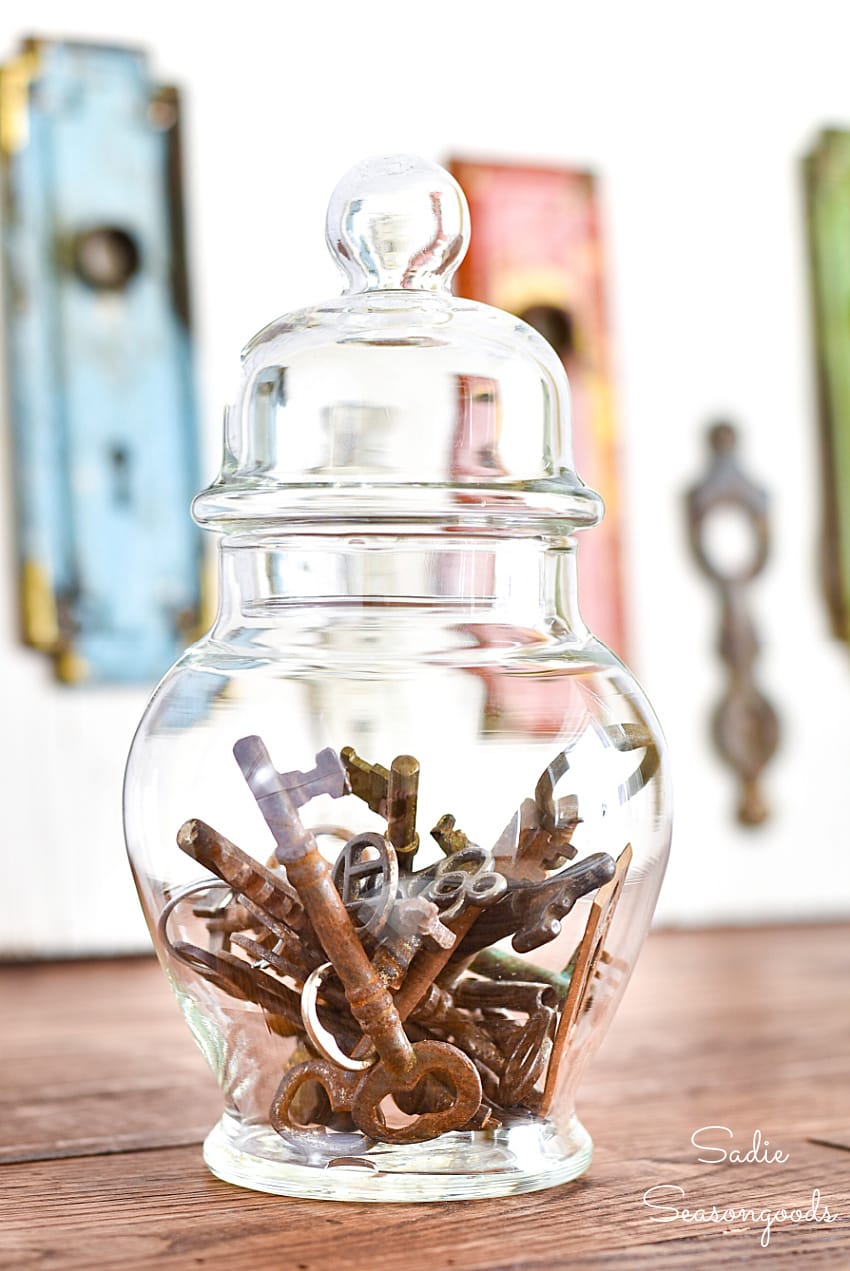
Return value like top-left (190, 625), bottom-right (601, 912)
top-left (325, 154), bottom-right (470, 294)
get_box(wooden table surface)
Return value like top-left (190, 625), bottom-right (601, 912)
top-left (1, 924), bottom-right (848, 1269)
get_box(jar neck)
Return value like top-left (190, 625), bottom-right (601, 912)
top-left (211, 534), bottom-right (588, 642)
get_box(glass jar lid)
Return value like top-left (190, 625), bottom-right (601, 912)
top-left (194, 155), bottom-right (602, 534)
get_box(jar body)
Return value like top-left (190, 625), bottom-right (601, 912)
top-left (124, 533), bottom-right (671, 1201)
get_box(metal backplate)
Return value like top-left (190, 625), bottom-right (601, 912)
top-left (0, 38), bottom-right (202, 683)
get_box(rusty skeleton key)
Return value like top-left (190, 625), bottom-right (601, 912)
top-left (176, 818), bottom-right (304, 927)
top-left (233, 737), bottom-right (481, 1144)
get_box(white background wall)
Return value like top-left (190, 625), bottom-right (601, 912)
top-left (3, 0), bottom-right (850, 954)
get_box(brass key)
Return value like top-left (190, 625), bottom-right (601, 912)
top-left (341, 745), bottom-right (421, 871)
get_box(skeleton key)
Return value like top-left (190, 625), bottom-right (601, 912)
top-left (234, 736), bottom-right (414, 1065)
top-left (342, 746), bottom-right (421, 870)
top-left (448, 851), bottom-right (616, 958)
top-left (234, 736), bottom-right (481, 1144)
top-left (177, 819), bottom-right (303, 927)
top-left (508, 852), bottom-right (617, 953)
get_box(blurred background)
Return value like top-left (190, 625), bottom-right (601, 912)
top-left (2, 0), bottom-right (849, 956)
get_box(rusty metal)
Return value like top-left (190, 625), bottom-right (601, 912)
top-left (498, 1006), bottom-right (558, 1108)
top-left (493, 797), bottom-right (579, 884)
top-left (448, 852), bottom-right (616, 957)
top-left (388, 902), bottom-right (488, 1024)
top-left (190, 887), bottom-right (242, 952)
top-left (177, 819), bottom-right (303, 926)
top-left (234, 734), bottom-right (482, 1144)
top-left (453, 977), bottom-right (558, 1015)
top-left (507, 854), bottom-right (617, 954)
top-left (687, 422), bottom-right (779, 825)
top-left (351, 1039), bottom-right (481, 1142)
top-left (230, 930), bottom-right (315, 983)
top-left (271, 1059), bottom-right (360, 1134)
top-left (170, 941), bottom-right (304, 1031)
top-left (235, 735), bottom-right (415, 1074)
top-left (538, 844), bottom-right (632, 1116)
top-left (412, 982), bottom-right (505, 1074)
top-left (534, 751), bottom-right (579, 833)
top-left (174, 739), bottom-right (631, 1144)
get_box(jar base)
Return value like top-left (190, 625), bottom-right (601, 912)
top-left (202, 1110), bottom-right (593, 1202)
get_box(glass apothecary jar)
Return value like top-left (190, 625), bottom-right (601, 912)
top-left (124, 156), bottom-right (671, 1202)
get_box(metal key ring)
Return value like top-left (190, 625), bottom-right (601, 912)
top-left (301, 962), bottom-right (377, 1072)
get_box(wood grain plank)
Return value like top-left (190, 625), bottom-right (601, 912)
top-left (0, 1141), bottom-right (847, 1270)
top-left (0, 958), bottom-right (220, 1163)
top-left (0, 926), bottom-right (848, 1268)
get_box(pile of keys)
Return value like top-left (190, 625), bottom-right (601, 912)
top-left (163, 736), bottom-right (633, 1146)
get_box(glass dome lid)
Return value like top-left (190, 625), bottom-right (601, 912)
top-left (194, 155), bottom-right (603, 534)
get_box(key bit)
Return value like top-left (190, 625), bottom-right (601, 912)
top-left (508, 853), bottom-right (617, 953)
top-left (430, 813), bottom-right (473, 857)
top-left (341, 746), bottom-right (390, 816)
top-left (493, 796), bottom-right (579, 881)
